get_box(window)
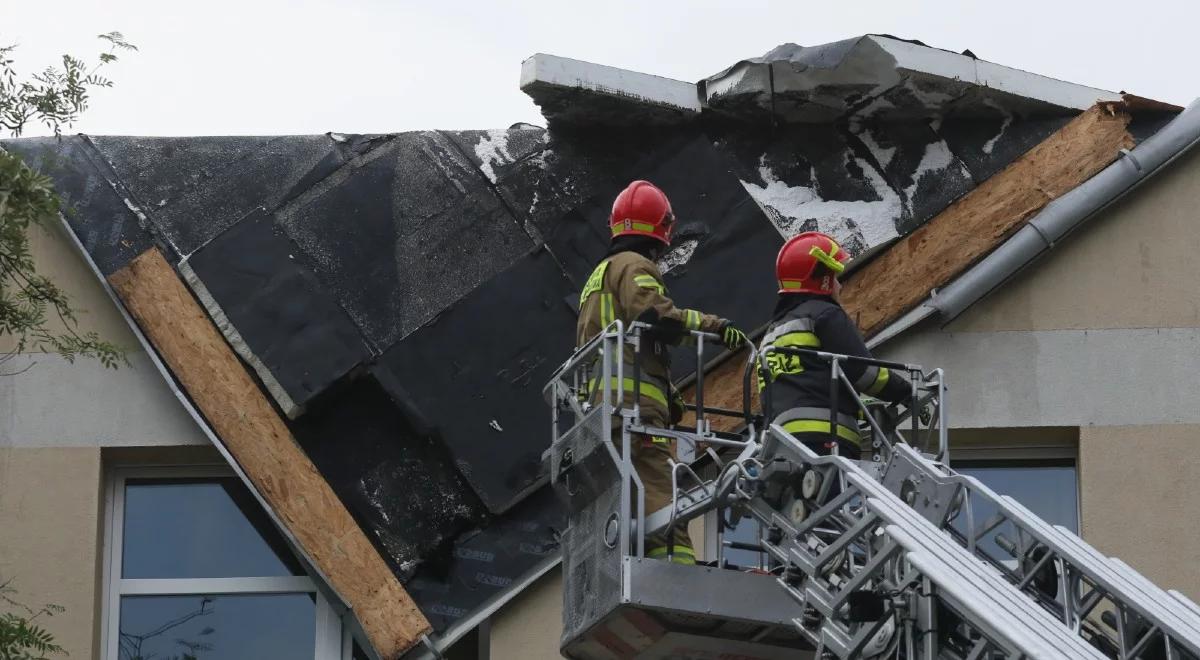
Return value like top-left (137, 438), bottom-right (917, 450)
top-left (951, 458), bottom-right (1080, 563)
top-left (102, 467), bottom-right (348, 660)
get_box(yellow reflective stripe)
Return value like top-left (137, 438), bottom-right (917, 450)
top-left (579, 260), bottom-right (610, 306)
top-left (648, 545), bottom-right (696, 564)
top-left (651, 436), bottom-right (671, 445)
top-left (634, 274), bottom-right (665, 294)
top-left (588, 376), bottom-right (669, 408)
top-left (779, 279), bottom-right (808, 290)
top-left (612, 221), bottom-right (657, 235)
top-left (781, 419), bottom-right (861, 445)
top-left (685, 309), bottom-right (701, 331)
top-left (808, 245), bottom-right (846, 274)
top-left (770, 331), bottom-right (820, 349)
top-left (865, 367), bottom-right (890, 396)
top-left (599, 292), bottom-right (614, 326)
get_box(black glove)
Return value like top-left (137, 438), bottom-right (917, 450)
top-left (669, 386), bottom-right (686, 425)
top-left (719, 320), bottom-right (748, 351)
top-left (918, 402), bottom-right (934, 426)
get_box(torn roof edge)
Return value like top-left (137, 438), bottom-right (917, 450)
top-left (868, 97), bottom-right (1200, 350)
top-left (524, 35), bottom-right (1140, 127)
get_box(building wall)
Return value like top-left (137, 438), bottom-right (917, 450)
top-left (490, 571), bottom-right (564, 660)
top-left (0, 447), bottom-right (104, 659)
top-left (1, 221), bottom-right (209, 659)
top-left (1, 223), bottom-right (208, 449)
top-left (1079, 424), bottom-right (1200, 599)
top-left (880, 145), bottom-right (1200, 600)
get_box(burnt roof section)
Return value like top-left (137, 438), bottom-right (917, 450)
top-left (2, 35), bottom-right (1177, 644)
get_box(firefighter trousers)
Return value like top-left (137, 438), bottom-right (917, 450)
top-left (611, 411), bottom-right (696, 565)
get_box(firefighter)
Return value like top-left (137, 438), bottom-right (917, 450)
top-left (577, 180), bottom-right (748, 565)
top-left (758, 231), bottom-right (912, 459)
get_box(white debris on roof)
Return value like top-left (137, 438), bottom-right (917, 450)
top-left (741, 159), bottom-right (901, 251)
top-left (473, 128), bottom-right (548, 184)
top-left (658, 238), bottom-right (700, 274)
top-left (982, 101), bottom-right (1015, 155)
top-left (904, 138), bottom-right (968, 201)
top-left (474, 130), bottom-right (515, 184)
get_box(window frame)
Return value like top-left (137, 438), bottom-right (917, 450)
top-left (101, 465), bottom-right (345, 660)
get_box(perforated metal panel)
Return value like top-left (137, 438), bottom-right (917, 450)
top-left (553, 408), bottom-right (626, 646)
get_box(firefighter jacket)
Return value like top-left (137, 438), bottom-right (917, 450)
top-left (577, 250), bottom-right (725, 421)
top-left (758, 294), bottom-right (911, 445)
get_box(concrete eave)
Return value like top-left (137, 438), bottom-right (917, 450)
top-left (520, 53), bottom-right (701, 127)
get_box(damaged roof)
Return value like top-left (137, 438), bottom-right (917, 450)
top-left (2, 35), bottom-right (1185, 656)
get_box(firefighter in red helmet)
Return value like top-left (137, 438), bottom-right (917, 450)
top-left (576, 180), bottom-right (747, 565)
top-left (759, 231), bottom-right (911, 458)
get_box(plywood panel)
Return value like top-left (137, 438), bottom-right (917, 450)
top-left (688, 102), bottom-right (1135, 431)
top-left (108, 248), bottom-right (429, 659)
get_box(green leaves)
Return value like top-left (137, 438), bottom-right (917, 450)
top-left (1, 32), bottom-right (135, 136)
top-left (0, 578), bottom-right (67, 659)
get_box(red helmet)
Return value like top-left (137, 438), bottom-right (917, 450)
top-left (610, 180), bottom-right (675, 246)
top-left (776, 231), bottom-right (848, 295)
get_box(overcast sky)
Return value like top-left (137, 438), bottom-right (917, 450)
top-left (4, 0), bottom-right (1194, 137)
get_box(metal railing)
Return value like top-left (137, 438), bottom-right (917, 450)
top-left (544, 320), bottom-right (756, 562)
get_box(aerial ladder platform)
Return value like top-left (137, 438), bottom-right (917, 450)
top-left (544, 322), bottom-right (1200, 659)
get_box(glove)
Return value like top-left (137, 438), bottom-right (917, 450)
top-left (918, 402), bottom-right (934, 426)
top-left (719, 321), bottom-right (748, 351)
top-left (669, 385), bottom-right (686, 425)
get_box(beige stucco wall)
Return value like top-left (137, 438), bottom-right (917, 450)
top-left (1, 221), bottom-right (208, 449)
top-left (1079, 424), bottom-right (1200, 600)
top-left (491, 571), bottom-right (565, 659)
top-left (0, 221), bottom-right (134, 355)
top-left (0, 447), bottom-right (104, 659)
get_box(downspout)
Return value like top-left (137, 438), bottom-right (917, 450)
top-left (870, 97), bottom-right (1200, 348)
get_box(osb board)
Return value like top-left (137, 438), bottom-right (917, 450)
top-left (688, 102), bottom-right (1135, 432)
top-left (109, 248), bottom-right (430, 658)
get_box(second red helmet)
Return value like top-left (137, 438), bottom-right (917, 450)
top-left (776, 231), bottom-right (848, 295)
top-left (610, 180), bottom-right (676, 246)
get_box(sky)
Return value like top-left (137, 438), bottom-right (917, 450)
top-left (4, 0), bottom-right (1195, 137)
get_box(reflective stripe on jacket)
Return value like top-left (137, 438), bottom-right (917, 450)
top-left (576, 251), bottom-right (724, 413)
top-left (758, 296), bottom-right (911, 425)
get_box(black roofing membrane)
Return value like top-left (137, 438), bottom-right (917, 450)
top-left (186, 208), bottom-right (371, 412)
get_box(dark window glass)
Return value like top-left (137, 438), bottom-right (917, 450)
top-left (122, 478), bottom-right (304, 579)
top-left (953, 461), bottom-right (1079, 562)
top-left (721, 517), bottom-right (766, 569)
top-left (118, 593), bottom-right (315, 660)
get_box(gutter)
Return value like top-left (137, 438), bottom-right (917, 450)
top-left (869, 97), bottom-right (1200, 349)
